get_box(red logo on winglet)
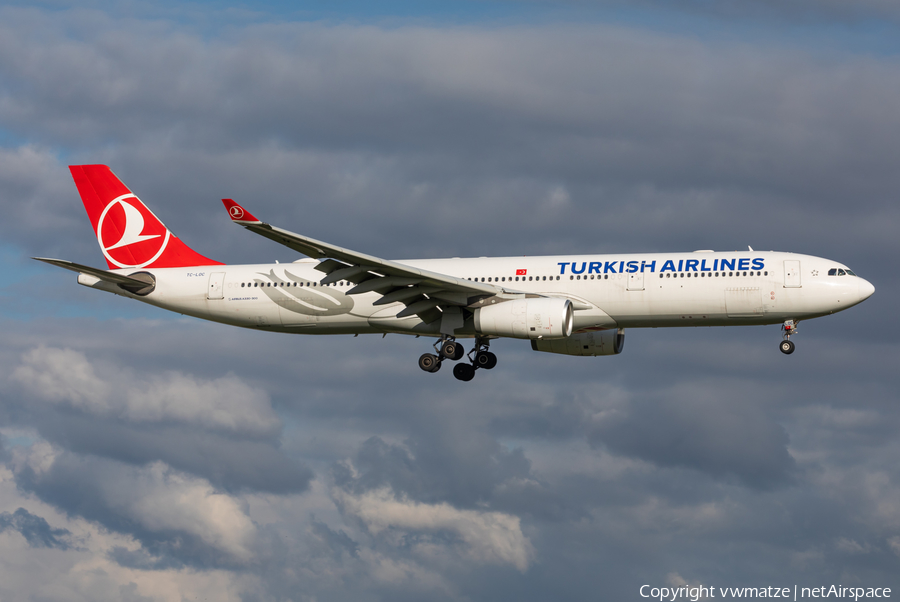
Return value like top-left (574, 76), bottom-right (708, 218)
top-left (222, 199), bottom-right (259, 223)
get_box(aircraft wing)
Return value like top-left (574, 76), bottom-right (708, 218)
top-left (221, 199), bottom-right (503, 325)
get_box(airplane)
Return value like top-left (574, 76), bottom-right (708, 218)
top-left (36, 165), bottom-right (875, 382)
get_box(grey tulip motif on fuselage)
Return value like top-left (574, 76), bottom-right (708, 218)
top-left (255, 270), bottom-right (355, 316)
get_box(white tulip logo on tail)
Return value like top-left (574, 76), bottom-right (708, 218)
top-left (97, 194), bottom-right (171, 268)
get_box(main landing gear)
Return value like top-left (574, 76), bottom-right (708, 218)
top-left (780, 320), bottom-right (797, 355)
top-left (418, 336), bottom-right (496, 381)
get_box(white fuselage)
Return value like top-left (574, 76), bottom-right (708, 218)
top-left (86, 251), bottom-right (873, 338)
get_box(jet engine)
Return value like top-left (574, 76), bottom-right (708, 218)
top-left (474, 298), bottom-right (573, 340)
top-left (531, 328), bottom-right (625, 356)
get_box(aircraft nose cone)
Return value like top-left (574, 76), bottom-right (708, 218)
top-left (858, 278), bottom-right (875, 301)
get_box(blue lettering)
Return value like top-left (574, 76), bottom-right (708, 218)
top-left (685, 259), bottom-right (699, 272)
top-left (641, 260), bottom-right (656, 273)
top-left (700, 259), bottom-right (711, 272)
top-left (557, 262), bottom-right (568, 274)
top-left (626, 261), bottom-right (639, 273)
top-left (619, 261), bottom-right (625, 273)
top-left (720, 258), bottom-right (735, 271)
top-left (588, 262), bottom-right (602, 274)
top-left (738, 258), bottom-right (750, 270)
top-left (661, 260), bottom-right (676, 273)
top-left (751, 258), bottom-right (765, 270)
top-left (677, 260), bottom-right (684, 272)
top-left (571, 262), bottom-right (586, 274)
top-left (713, 259), bottom-right (719, 271)
top-left (604, 261), bottom-right (618, 274)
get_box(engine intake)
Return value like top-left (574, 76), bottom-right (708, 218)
top-left (474, 298), bottom-right (573, 340)
top-left (531, 329), bottom-right (625, 356)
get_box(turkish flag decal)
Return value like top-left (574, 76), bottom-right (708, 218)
top-left (516, 269), bottom-right (527, 275)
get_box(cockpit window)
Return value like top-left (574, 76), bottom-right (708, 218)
top-left (828, 268), bottom-right (837, 276)
top-left (837, 269), bottom-right (846, 276)
top-left (845, 269), bottom-right (857, 276)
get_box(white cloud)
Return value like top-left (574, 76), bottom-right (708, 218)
top-left (0, 455), bottom-right (248, 602)
top-left (12, 346), bottom-right (280, 436)
top-left (335, 486), bottom-right (533, 572)
top-left (12, 441), bottom-right (258, 564)
top-left (108, 461), bottom-right (258, 562)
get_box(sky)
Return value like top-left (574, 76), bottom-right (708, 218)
top-left (1, 1), bottom-right (899, 600)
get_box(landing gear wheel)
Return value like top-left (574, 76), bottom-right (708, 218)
top-left (440, 341), bottom-right (462, 360)
top-left (418, 353), bottom-right (441, 372)
top-left (474, 351), bottom-right (497, 370)
top-left (780, 340), bottom-right (795, 355)
top-left (453, 363), bottom-right (476, 381)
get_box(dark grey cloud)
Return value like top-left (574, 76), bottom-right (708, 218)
top-left (0, 507), bottom-right (71, 550)
top-left (1, 8), bottom-right (898, 272)
top-left (590, 386), bottom-right (795, 488)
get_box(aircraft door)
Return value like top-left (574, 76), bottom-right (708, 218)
top-left (208, 272), bottom-right (225, 299)
top-left (627, 271), bottom-right (644, 291)
top-left (783, 260), bottom-right (801, 288)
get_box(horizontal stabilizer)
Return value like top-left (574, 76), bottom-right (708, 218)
top-left (33, 257), bottom-right (156, 294)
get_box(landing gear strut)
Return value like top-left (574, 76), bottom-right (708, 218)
top-left (780, 320), bottom-right (797, 355)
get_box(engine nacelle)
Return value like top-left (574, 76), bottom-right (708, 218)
top-left (474, 298), bottom-right (574, 340)
top-left (531, 329), bottom-right (625, 356)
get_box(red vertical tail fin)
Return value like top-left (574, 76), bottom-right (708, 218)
top-left (69, 165), bottom-right (222, 269)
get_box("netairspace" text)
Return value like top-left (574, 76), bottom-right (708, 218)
top-left (639, 585), bottom-right (891, 601)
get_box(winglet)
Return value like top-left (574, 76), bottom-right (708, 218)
top-left (222, 199), bottom-right (261, 224)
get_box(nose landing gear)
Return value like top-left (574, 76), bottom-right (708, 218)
top-left (779, 320), bottom-right (797, 355)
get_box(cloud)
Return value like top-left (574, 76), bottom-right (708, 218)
top-left (13, 444), bottom-right (258, 566)
top-left (590, 383), bottom-right (795, 488)
top-left (0, 507), bottom-right (71, 550)
top-left (12, 346), bottom-right (280, 437)
top-left (335, 486), bottom-right (533, 572)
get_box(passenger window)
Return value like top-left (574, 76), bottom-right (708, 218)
top-left (729, 272), bottom-right (733, 276)
top-left (543, 276), bottom-right (547, 281)
top-left (764, 271), bottom-right (768, 276)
